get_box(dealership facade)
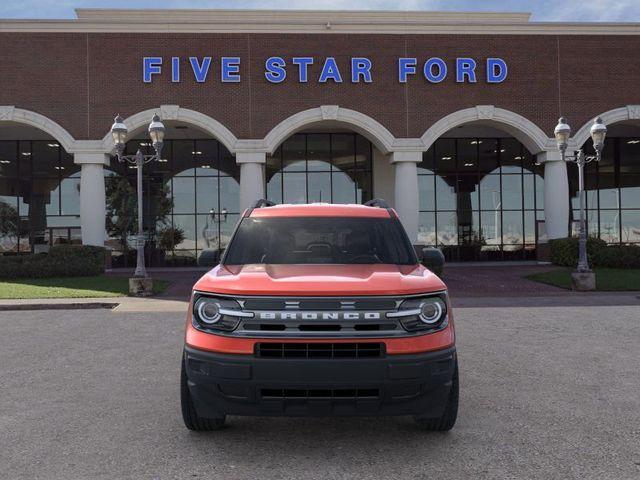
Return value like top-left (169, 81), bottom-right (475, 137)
top-left (1, 9), bottom-right (640, 265)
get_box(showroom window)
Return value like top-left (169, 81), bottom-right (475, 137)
top-left (418, 138), bottom-right (544, 261)
top-left (0, 140), bottom-right (80, 254)
top-left (570, 137), bottom-right (640, 244)
top-left (107, 139), bottom-right (239, 267)
top-left (266, 133), bottom-right (373, 204)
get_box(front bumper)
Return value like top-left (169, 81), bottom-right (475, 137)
top-left (184, 345), bottom-right (456, 417)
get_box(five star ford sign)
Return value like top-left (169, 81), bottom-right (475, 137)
top-left (142, 56), bottom-right (508, 84)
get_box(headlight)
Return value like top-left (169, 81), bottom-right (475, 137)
top-left (192, 294), bottom-right (251, 332)
top-left (419, 297), bottom-right (446, 325)
top-left (195, 298), bottom-right (221, 324)
top-left (388, 293), bottom-right (448, 332)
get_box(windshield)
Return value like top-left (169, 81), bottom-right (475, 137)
top-left (223, 216), bottom-right (417, 265)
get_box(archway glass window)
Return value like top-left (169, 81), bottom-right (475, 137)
top-left (107, 138), bottom-right (239, 267)
top-left (571, 137), bottom-right (640, 244)
top-left (266, 133), bottom-right (373, 204)
top-left (418, 137), bottom-right (544, 261)
top-left (0, 140), bottom-right (80, 254)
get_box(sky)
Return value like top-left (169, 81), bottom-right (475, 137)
top-left (1, 0), bottom-right (640, 22)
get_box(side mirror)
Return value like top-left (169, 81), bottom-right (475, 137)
top-left (197, 249), bottom-right (221, 267)
top-left (420, 247), bottom-right (445, 277)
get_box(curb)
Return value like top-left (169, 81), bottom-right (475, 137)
top-left (0, 302), bottom-right (120, 312)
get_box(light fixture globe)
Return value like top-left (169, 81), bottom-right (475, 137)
top-left (148, 113), bottom-right (165, 155)
top-left (554, 117), bottom-right (571, 152)
top-left (590, 116), bottom-right (607, 154)
top-left (110, 115), bottom-right (128, 151)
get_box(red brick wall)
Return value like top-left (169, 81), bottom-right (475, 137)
top-left (1, 32), bottom-right (639, 142)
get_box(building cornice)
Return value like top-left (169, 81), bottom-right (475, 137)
top-left (0, 9), bottom-right (639, 35)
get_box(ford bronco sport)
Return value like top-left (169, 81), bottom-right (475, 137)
top-left (181, 199), bottom-right (458, 431)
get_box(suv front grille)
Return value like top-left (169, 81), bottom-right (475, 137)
top-left (255, 342), bottom-right (384, 359)
top-left (243, 298), bottom-right (397, 311)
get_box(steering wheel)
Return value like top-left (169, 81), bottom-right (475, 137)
top-left (349, 254), bottom-right (382, 263)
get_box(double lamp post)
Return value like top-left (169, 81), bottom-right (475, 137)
top-left (110, 114), bottom-right (165, 294)
top-left (553, 116), bottom-right (607, 289)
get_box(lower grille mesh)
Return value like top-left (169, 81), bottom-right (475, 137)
top-left (261, 388), bottom-right (380, 399)
top-left (255, 342), bottom-right (384, 359)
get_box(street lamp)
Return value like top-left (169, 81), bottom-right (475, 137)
top-left (554, 116), bottom-right (607, 277)
top-left (110, 113), bottom-right (165, 279)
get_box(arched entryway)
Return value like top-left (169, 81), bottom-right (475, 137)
top-left (261, 106), bottom-right (397, 216)
top-left (418, 107), bottom-right (552, 261)
top-left (569, 107), bottom-right (640, 245)
top-left (0, 109), bottom-right (80, 255)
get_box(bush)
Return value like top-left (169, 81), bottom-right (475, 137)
top-left (549, 237), bottom-right (607, 267)
top-left (593, 245), bottom-right (640, 269)
top-left (0, 245), bottom-right (106, 279)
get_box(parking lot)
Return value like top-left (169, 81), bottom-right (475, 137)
top-left (1, 304), bottom-right (639, 479)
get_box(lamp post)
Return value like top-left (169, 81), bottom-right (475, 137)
top-left (110, 114), bottom-right (165, 281)
top-left (553, 116), bottom-right (607, 287)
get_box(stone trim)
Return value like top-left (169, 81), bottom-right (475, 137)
top-left (2, 10), bottom-right (640, 35)
top-left (571, 105), bottom-right (640, 148)
top-left (263, 106), bottom-right (397, 155)
top-left (100, 105), bottom-right (239, 154)
top-left (420, 105), bottom-right (554, 155)
top-left (0, 106), bottom-right (76, 153)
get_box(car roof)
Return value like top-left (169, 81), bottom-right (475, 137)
top-left (248, 203), bottom-right (393, 218)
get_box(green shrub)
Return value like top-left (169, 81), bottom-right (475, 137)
top-left (0, 245), bottom-right (106, 279)
top-left (549, 237), bottom-right (607, 267)
top-left (593, 245), bottom-right (640, 269)
top-left (550, 237), bottom-right (640, 269)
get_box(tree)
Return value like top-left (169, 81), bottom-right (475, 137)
top-left (105, 175), bottom-right (173, 252)
top-left (0, 201), bottom-right (21, 250)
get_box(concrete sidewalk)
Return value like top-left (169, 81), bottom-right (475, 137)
top-left (0, 296), bottom-right (189, 313)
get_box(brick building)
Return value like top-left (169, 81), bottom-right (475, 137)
top-left (1, 9), bottom-right (639, 265)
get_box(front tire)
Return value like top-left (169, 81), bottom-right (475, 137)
top-left (414, 361), bottom-right (459, 431)
top-left (181, 357), bottom-right (226, 431)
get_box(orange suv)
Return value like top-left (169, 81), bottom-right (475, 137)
top-left (181, 199), bottom-right (458, 430)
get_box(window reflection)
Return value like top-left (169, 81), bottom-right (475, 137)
top-left (568, 137), bottom-right (640, 245)
top-left (105, 138), bottom-right (239, 267)
top-left (265, 133), bottom-right (373, 205)
top-left (418, 136), bottom-right (544, 260)
top-left (0, 140), bottom-right (79, 254)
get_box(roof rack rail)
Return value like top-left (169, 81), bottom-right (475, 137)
top-left (364, 198), bottom-right (390, 209)
top-left (244, 198), bottom-right (276, 218)
top-left (251, 199), bottom-right (276, 209)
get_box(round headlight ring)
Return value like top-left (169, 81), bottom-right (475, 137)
top-left (419, 299), bottom-right (444, 325)
top-left (196, 298), bottom-right (221, 324)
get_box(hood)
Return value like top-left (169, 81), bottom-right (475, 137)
top-left (193, 264), bottom-right (446, 296)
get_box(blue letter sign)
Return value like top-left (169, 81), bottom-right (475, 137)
top-left (351, 58), bottom-right (372, 83)
top-left (189, 57), bottom-right (211, 83)
top-left (265, 56), bottom-right (287, 83)
top-left (319, 57), bottom-right (343, 83)
top-left (398, 58), bottom-right (417, 83)
top-left (142, 56), bottom-right (508, 84)
top-left (424, 58), bottom-right (447, 83)
top-left (143, 57), bottom-right (162, 83)
top-left (487, 58), bottom-right (508, 83)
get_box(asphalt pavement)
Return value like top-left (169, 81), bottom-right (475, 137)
top-left (1, 305), bottom-right (639, 479)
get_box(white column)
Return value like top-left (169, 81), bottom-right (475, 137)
top-left (237, 151), bottom-right (266, 212)
top-left (75, 153), bottom-right (109, 246)
top-left (539, 151), bottom-right (569, 239)
top-left (391, 151), bottom-right (421, 244)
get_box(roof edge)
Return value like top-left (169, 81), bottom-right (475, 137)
top-left (73, 8), bottom-right (533, 24)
